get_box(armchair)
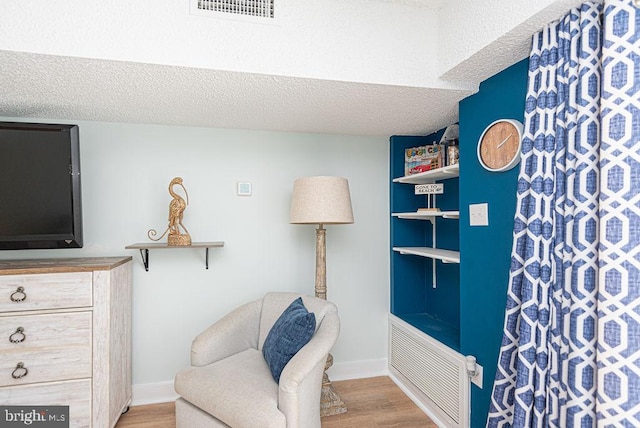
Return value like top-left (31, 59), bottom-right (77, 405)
top-left (174, 292), bottom-right (340, 428)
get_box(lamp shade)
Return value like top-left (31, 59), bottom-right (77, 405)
top-left (290, 176), bottom-right (354, 224)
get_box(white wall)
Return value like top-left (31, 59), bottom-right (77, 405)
top-left (0, 119), bottom-right (390, 389)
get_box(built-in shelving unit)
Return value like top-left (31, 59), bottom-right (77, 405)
top-left (388, 134), bottom-right (471, 428)
top-left (390, 135), bottom-right (461, 351)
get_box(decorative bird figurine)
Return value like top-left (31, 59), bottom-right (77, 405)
top-left (148, 177), bottom-right (192, 246)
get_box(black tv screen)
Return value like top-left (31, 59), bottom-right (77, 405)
top-left (0, 122), bottom-right (83, 250)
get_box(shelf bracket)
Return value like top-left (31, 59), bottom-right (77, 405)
top-left (137, 247), bottom-right (211, 271)
top-left (139, 249), bottom-right (150, 272)
top-left (432, 259), bottom-right (437, 289)
top-left (432, 220), bottom-right (437, 288)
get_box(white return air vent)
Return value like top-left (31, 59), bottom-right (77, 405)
top-left (191, 0), bottom-right (275, 20)
top-left (389, 315), bottom-right (473, 427)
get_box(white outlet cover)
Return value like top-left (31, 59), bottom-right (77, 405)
top-left (469, 203), bottom-right (489, 226)
top-left (471, 362), bottom-right (483, 388)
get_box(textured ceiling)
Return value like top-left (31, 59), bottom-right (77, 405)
top-left (0, 50), bottom-right (472, 137)
top-left (373, 0), bottom-right (445, 7)
top-left (0, 1), bottom-right (581, 137)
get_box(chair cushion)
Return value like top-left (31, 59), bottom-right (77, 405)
top-left (262, 297), bottom-right (316, 383)
top-left (174, 348), bottom-right (286, 428)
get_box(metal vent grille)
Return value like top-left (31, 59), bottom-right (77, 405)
top-left (197, 0), bottom-right (274, 18)
top-left (390, 322), bottom-right (462, 424)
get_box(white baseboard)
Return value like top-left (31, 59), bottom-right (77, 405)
top-left (131, 380), bottom-right (179, 406)
top-left (327, 357), bottom-right (388, 381)
top-left (131, 358), bottom-right (389, 406)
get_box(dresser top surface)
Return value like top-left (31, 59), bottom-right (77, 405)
top-left (0, 257), bottom-right (132, 275)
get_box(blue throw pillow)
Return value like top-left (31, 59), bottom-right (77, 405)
top-left (263, 297), bottom-right (316, 383)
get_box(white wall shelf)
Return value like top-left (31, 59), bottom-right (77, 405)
top-left (393, 246), bottom-right (460, 264)
top-left (125, 241), bottom-right (224, 271)
top-left (392, 164), bottom-right (460, 184)
top-left (392, 211), bottom-right (460, 221)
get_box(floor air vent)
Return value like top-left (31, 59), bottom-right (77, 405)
top-left (195, 0), bottom-right (274, 18)
top-left (389, 315), bottom-right (471, 427)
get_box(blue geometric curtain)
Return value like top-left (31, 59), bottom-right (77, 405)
top-left (487, 1), bottom-right (640, 426)
top-left (596, 0), bottom-right (640, 424)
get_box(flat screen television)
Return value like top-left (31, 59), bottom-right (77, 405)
top-left (0, 121), bottom-right (83, 250)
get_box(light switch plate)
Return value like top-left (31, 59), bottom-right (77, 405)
top-left (469, 203), bottom-right (489, 226)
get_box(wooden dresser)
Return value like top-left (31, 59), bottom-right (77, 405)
top-left (0, 257), bottom-right (132, 428)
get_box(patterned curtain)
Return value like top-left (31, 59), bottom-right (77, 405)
top-left (487, 1), bottom-right (640, 426)
top-left (597, 0), bottom-right (640, 423)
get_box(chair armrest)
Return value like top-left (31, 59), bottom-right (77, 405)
top-left (278, 311), bottom-right (340, 428)
top-left (191, 299), bottom-right (262, 367)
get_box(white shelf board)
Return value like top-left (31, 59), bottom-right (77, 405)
top-left (392, 247), bottom-right (460, 263)
top-left (392, 164), bottom-right (460, 184)
top-left (125, 241), bottom-right (224, 271)
top-left (392, 211), bottom-right (460, 220)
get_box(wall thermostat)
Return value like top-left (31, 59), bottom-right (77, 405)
top-left (237, 182), bottom-right (252, 196)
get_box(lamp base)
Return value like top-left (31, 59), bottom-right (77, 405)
top-left (320, 354), bottom-right (347, 417)
top-left (314, 225), bottom-right (347, 416)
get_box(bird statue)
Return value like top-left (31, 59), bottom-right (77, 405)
top-left (147, 177), bottom-right (192, 246)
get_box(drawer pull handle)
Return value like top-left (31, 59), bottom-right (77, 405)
top-left (9, 327), bottom-right (26, 344)
top-left (10, 287), bottom-right (26, 303)
top-left (12, 362), bottom-right (28, 379)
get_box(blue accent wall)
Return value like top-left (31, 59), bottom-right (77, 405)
top-left (459, 59), bottom-right (529, 427)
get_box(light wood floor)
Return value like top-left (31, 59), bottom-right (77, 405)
top-left (115, 376), bottom-right (436, 428)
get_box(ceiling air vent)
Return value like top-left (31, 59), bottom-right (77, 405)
top-left (195, 0), bottom-right (274, 19)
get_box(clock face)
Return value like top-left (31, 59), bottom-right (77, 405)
top-left (477, 119), bottom-right (524, 172)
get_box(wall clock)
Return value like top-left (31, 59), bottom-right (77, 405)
top-left (477, 119), bottom-right (524, 172)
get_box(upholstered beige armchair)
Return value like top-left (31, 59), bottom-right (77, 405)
top-left (174, 292), bottom-right (340, 428)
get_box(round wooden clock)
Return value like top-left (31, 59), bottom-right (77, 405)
top-left (477, 119), bottom-right (524, 172)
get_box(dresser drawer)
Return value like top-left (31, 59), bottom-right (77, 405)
top-left (0, 312), bottom-right (92, 387)
top-left (0, 272), bottom-right (92, 313)
top-left (0, 379), bottom-right (91, 428)
top-left (0, 312), bottom-right (92, 352)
